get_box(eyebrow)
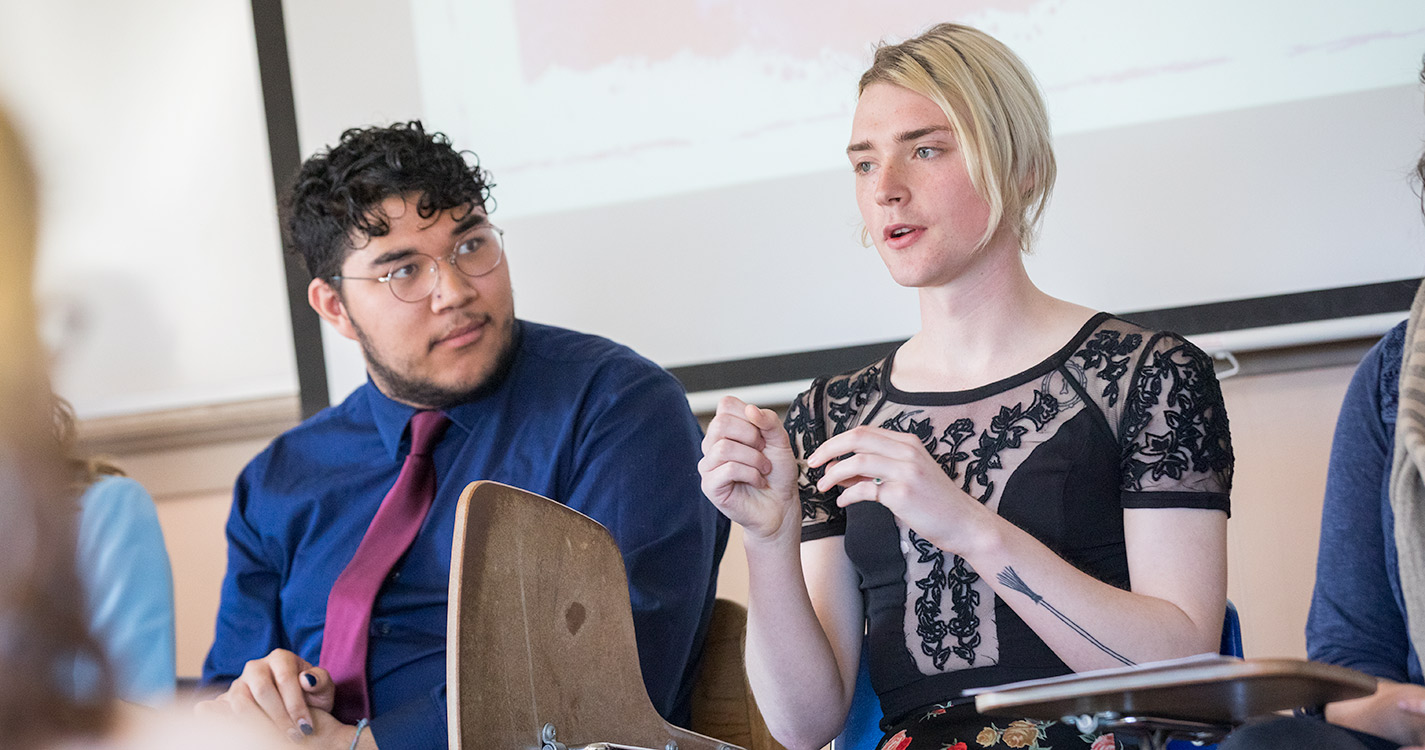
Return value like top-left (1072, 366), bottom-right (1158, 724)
top-left (364, 213), bottom-right (490, 268)
top-left (846, 125), bottom-right (952, 154)
top-left (451, 213), bottom-right (488, 236)
top-left (368, 248), bottom-right (418, 269)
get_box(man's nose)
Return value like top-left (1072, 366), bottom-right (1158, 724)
top-left (429, 257), bottom-right (476, 311)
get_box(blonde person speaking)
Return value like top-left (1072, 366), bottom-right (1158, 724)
top-left (699, 23), bottom-right (1233, 750)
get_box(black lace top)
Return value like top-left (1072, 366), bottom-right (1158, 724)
top-left (786, 313), bottom-right (1234, 726)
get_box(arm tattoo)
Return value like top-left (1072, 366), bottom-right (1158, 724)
top-left (996, 566), bottom-right (1136, 667)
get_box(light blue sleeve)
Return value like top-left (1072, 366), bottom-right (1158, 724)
top-left (76, 475), bottom-right (177, 704)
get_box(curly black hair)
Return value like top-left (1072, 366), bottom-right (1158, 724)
top-left (284, 121), bottom-right (495, 282)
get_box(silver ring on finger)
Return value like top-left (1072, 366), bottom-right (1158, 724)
top-left (872, 476), bottom-right (884, 501)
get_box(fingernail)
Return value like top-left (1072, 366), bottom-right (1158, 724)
top-left (302, 672), bottom-right (316, 688)
top-left (299, 719), bottom-right (314, 736)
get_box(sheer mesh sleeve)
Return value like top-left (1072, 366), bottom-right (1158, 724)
top-left (784, 379), bottom-right (847, 540)
top-left (1117, 333), bottom-right (1234, 513)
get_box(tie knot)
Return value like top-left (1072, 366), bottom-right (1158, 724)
top-left (407, 410), bottom-right (450, 457)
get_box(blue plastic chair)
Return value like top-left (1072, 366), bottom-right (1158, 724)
top-left (1165, 600), bottom-right (1242, 750)
top-left (832, 601), bottom-right (1244, 750)
top-left (833, 638), bottom-right (882, 750)
top-left (1218, 600), bottom-right (1243, 659)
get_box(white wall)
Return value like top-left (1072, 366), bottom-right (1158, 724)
top-left (0, 0), bottom-right (297, 419)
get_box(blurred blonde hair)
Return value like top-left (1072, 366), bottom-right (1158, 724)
top-left (0, 108), bottom-right (40, 385)
top-left (858, 23), bottom-right (1056, 252)
top-left (0, 109), bottom-right (115, 747)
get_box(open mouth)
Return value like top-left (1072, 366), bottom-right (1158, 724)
top-left (884, 224), bottom-right (923, 244)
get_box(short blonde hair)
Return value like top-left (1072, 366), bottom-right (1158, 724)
top-left (859, 23), bottom-right (1056, 251)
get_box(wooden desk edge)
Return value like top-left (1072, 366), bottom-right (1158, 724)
top-left (974, 658), bottom-right (1377, 715)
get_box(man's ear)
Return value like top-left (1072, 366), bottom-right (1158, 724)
top-left (308, 277), bottom-right (359, 342)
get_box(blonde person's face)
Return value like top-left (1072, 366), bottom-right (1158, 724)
top-left (847, 83), bottom-right (996, 289)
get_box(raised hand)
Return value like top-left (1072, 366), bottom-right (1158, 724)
top-left (807, 425), bottom-right (993, 555)
top-left (698, 396), bottom-right (800, 543)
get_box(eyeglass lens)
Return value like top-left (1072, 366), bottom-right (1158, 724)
top-left (388, 227), bottom-right (504, 302)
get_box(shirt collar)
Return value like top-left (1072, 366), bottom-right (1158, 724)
top-left (368, 383), bottom-right (422, 461)
top-left (364, 320), bottom-right (525, 459)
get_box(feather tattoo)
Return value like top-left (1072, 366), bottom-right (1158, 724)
top-left (996, 566), bottom-right (1135, 666)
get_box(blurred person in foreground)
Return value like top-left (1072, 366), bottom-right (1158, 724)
top-left (0, 107), bottom-right (278, 750)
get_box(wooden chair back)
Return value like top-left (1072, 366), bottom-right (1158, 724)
top-left (447, 480), bottom-right (743, 750)
top-left (689, 599), bottom-right (785, 750)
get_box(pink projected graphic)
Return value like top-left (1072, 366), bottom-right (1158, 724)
top-left (1290, 25), bottom-right (1425, 55)
top-left (512, 0), bottom-right (1045, 81)
top-left (418, 0), bottom-right (1425, 224)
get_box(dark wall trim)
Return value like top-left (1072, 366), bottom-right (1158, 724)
top-left (251, 0), bottom-right (329, 419)
top-left (668, 278), bottom-right (1420, 393)
top-left (1122, 278), bottom-right (1419, 337)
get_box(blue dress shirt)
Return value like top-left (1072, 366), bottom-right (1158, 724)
top-left (203, 321), bottom-right (728, 750)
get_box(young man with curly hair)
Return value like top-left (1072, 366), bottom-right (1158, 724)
top-left (197, 122), bottom-right (727, 750)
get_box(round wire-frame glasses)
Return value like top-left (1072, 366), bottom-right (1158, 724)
top-left (330, 225), bottom-right (504, 302)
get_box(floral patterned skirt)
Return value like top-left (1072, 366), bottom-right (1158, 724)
top-left (876, 709), bottom-right (1122, 750)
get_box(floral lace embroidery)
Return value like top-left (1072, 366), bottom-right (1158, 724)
top-left (1073, 330), bottom-right (1142, 407)
top-left (1119, 342), bottom-right (1233, 490)
top-left (909, 528), bottom-right (982, 668)
top-left (882, 387), bottom-right (1057, 667)
top-left (964, 392), bottom-right (1060, 503)
top-left (827, 362), bottom-right (882, 434)
top-left (785, 386), bottom-right (840, 523)
top-left (791, 365), bottom-right (883, 525)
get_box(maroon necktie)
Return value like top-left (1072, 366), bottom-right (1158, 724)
top-left (320, 409), bottom-right (451, 723)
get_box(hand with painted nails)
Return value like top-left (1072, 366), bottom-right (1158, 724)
top-left (697, 396), bottom-right (799, 543)
top-left (806, 425), bottom-right (995, 555)
top-left (194, 648), bottom-right (336, 743)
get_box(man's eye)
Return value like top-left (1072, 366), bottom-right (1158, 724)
top-left (455, 238), bottom-right (482, 257)
top-left (915, 146), bottom-right (939, 159)
top-left (854, 161), bottom-right (874, 174)
top-left (388, 262), bottom-right (421, 280)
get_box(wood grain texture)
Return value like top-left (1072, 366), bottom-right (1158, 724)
top-left (446, 480), bottom-right (743, 750)
top-left (689, 600), bottom-right (785, 750)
